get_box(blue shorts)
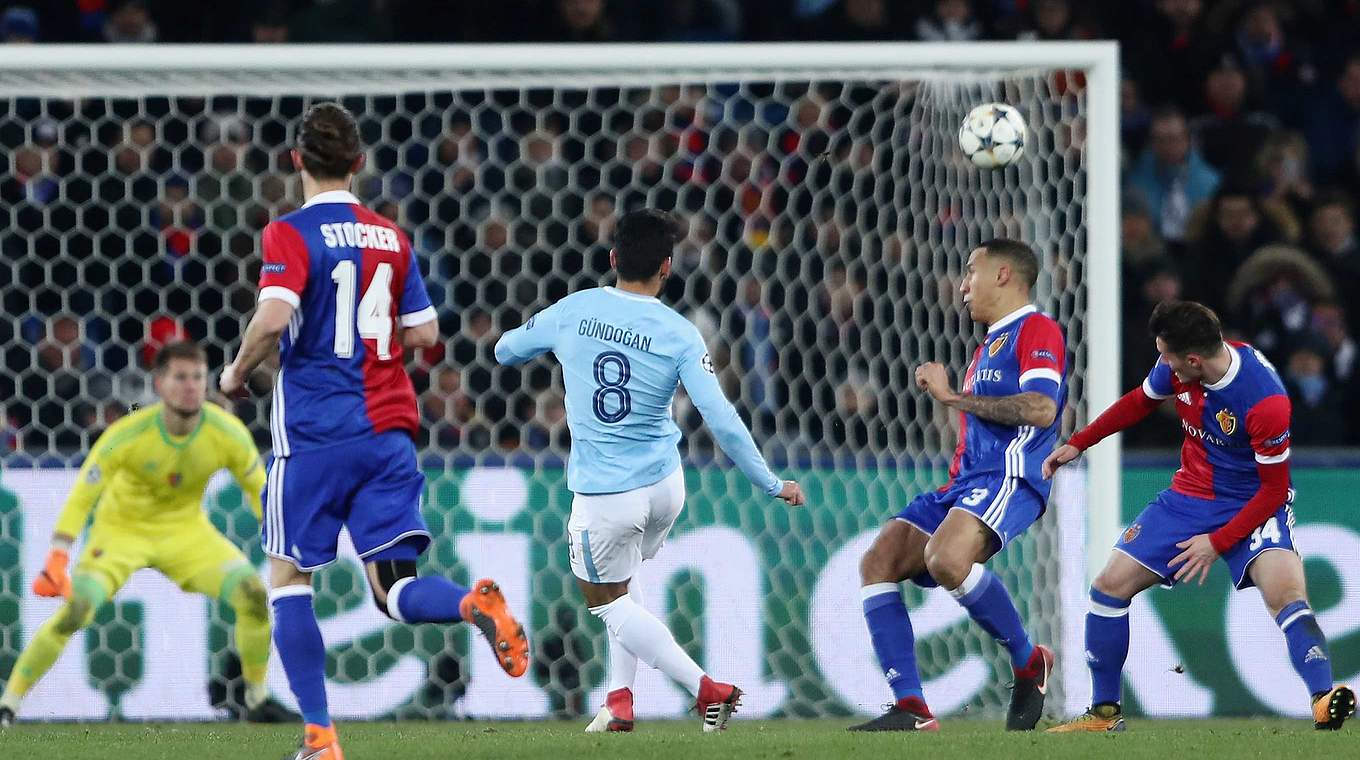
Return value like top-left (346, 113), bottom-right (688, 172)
top-left (1116, 488), bottom-right (1297, 590)
top-left (262, 431), bottom-right (431, 571)
top-left (894, 474), bottom-right (1045, 586)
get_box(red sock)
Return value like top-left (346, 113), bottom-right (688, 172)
top-left (1013, 646), bottom-right (1044, 680)
top-left (896, 695), bottom-right (933, 717)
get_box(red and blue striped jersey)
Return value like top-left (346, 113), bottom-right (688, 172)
top-left (947, 305), bottom-right (1067, 500)
top-left (1142, 341), bottom-right (1292, 502)
top-left (257, 190), bottom-right (435, 455)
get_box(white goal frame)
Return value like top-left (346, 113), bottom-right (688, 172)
top-left (0, 40), bottom-right (1121, 580)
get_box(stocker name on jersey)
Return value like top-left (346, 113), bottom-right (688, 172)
top-left (966, 330), bottom-right (1022, 396)
top-left (1177, 386), bottom-right (1238, 448)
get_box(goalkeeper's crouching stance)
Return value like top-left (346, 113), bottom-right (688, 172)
top-left (0, 341), bottom-right (295, 727)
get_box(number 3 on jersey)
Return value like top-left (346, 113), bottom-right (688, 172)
top-left (1248, 517), bottom-right (1282, 551)
top-left (332, 260), bottom-right (394, 360)
top-left (592, 351), bottom-right (632, 423)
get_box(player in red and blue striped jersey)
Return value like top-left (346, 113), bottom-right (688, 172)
top-left (220, 103), bottom-right (527, 760)
top-left (852, 239), bottom-right (1064, 733)
top-left (1046, 300), bottom-right (1355, 733)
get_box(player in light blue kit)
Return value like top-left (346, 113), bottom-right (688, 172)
top-left (495, 209), bottom-right (804, 733)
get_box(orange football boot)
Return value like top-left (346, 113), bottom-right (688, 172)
top-left (1313, 685), bottom-right (1356, 730)
top-left (460, 578), bottom-right (529, 677)
top-left (286, 723), bottom-right (344, 760)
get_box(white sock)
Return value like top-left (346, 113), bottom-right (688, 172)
top-left (607, 580), bottom-right (643, 693)
top-left (590, 594), bottom-right (705, 697)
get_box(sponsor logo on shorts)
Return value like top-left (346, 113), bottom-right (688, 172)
top-left (988, 333), bottom-right (1009, 357)
top-left (1122, 524), bottom-right (1141, 544)
top-left (1216, 409), bottom-right (1238, 436)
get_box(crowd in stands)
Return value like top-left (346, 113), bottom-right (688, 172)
top-left (3, 0), bottom-right (1360, 454)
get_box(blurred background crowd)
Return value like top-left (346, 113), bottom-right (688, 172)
top-left (2, 0), bottom-right (1360, 457)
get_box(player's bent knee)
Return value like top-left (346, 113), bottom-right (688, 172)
top-left (368, 559), bottom-right (418, 620)
top-left (55, 576), bottom-right (106, 633)
top-left (923, 550), bottom-right (969, 590)
top-left (54, 597), bottom-right (90, 634)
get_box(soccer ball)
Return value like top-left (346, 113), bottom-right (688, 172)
top-left (958, 103), bottom-right (1027, 169)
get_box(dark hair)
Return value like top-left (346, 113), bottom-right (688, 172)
top-left (1150, 105), bottom-right (1187, 127)
top-left (154, 341), bottom-right (206, 372)
top-left (613, 209), bottom-right (681, 281)
top-left (1148, 300), bottom-right (1223, 355)
top-left (297, 102), bottom-right (361, 180)
top-left (979, 238), bottom-right (1039, 289)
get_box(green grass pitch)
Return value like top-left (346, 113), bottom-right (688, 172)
top-left (0, 719), bottom-right (1349, 759)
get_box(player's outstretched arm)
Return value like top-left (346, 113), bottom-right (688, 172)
top-left (1041, 443), bottom-right (1082, 479)
top-left (494, 303), bottom-right (561, 366)
top-left (221, 299), bottom-right (294, 396)
top-left (37, 428), bottom-right (122, 598)
top-left (914, 362), bottom-right (1057, 427)
top-left (678, 341), bottom-right (791, 501)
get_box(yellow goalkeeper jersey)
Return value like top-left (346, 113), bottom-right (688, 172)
top-left (56, 402), bottom-right (265, 537)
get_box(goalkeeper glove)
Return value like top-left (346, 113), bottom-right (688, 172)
top-left (33, 547), bottom-right (73, 598)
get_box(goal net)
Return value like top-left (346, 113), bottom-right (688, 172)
top-left (0, 44), bottom-right (1117, 721)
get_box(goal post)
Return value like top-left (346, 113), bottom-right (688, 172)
top-left (0, 42), bottom-right (1119, 721)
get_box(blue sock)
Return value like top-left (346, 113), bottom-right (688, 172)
top-left (390, 576), bottom-right (469, 623)
top-left (950, 564), bottom-right (1034, 670)
top-left (861, 583), bottom-right (923, 701)
top-left (1276, 600), bottom-right (1333, 696)
top-left (1086, 588), bottom-right (1131, 706)
top-left (270, 587), bottom-right (330, 728)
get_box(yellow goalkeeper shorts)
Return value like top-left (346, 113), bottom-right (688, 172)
top-left (75, 517), bottom-right (255, 600)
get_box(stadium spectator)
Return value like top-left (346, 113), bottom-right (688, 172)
top-left (1012, 0), bottom-right (1101, 41)
top-left (1185, 185), bottom-right (1289, 315)
top-left (1253, 131), bottom-right (1314, 229)
top-left (913, 0), bottom-right (980, 42)
top-left (250, 13), bottom-right (289, 43)
top-left (1282, 336), bottom-right (1349, 446)
top-left (1306, 193), bottom-right (1360, 332)
top-left (1125, 107), bottom-right (1222, 243)
top-left (657, 0), bottom-right (741, 42)
top-left (1231, 1), bottom-right (1313, 122)
top-left (1190, 53), bottom-right (1278, 181)
top-left (538, 0), bottom-right (625, 42)
top-left (1225, 244), bottom-right (1335, 366)
top-left (10, 143), bottom-right (60, 206)
top-left (103, 0), bottom-right (157, 43)
top-left (1311, 302), bottom-right (1358, 388)
top-left (1126, 0), bottom-right (1219, 114)
top-left (1120, 78), bottom-right (1153, 159)
top-left (800, 0), bottom-right (903, 41)
top-left (1, 5), bottom-right (39, 43)
top-left (1306, 53), bottom-right (1360, 189)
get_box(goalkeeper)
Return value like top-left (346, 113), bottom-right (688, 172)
top-left (0, 341), bottom-right (294, 725)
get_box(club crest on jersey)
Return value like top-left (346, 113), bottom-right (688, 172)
top-left (988, 334), bottom-right (1008, 357)
top-left (1122, 524), bottom-right (1141, 544)
top-left (1215, 409), bottom-right (1238, 436)
top-left (167, 472), bottom-right (182, 487)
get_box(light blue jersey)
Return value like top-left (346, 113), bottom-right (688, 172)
top-left (495, 286), bottom-right (782, 497)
